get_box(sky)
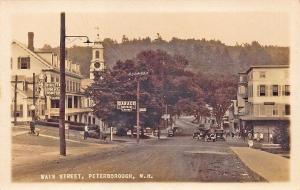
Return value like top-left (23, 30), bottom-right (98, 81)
top-left (11, 12), bottom-right (289, 48)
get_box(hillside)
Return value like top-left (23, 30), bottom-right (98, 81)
top-left (44, 37), bottom-right (289, 77)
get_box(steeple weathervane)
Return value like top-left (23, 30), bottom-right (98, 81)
top-left (95, 26), bottom-right (100, 40)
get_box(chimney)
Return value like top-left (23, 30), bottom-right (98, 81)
top-left (28, 32), bottom-right (34, 51)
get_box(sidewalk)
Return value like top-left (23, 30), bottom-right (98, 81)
top-left (231, 147), bottom-right (289, 182)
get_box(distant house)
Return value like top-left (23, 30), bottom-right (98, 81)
top-left (237, 65), bottom-right (290, 143)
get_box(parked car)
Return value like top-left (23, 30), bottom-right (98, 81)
top-left (215, 129), bottom-right (226, 141)
top-left (204, 132), bottom-right (216, 142)
top-left (168, 129), bottom-right (174, 137)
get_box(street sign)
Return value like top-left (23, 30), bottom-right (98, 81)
top-left (117, 101), bottom-right (136, 112)
top-left (161, 114), bottom-right (170, 120)
top-left (139, 108), bottom-right (147, 112)
top-left (45, 82), bottom-right (60, 97)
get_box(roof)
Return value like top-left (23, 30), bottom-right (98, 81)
top-left (12, 40), bottom-right (52, 69)
top-left (81, 79), bottom-right (93, 90)
top-left (12, 40), bottom-right (85, 79)
top-left (244, 65), bottom-right (289, 74)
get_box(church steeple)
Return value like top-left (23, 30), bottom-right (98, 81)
top-left (90, 27), bottom-right (105, 80)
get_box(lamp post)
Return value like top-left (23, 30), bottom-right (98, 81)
top-left (60, 12), bottom-right (93, 156)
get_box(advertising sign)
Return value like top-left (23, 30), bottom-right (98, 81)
top-left (117, 101), bottom-right (136, 112)
top-left (45, 82), bottom-right (60, 97)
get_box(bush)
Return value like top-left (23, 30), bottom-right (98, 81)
top-left (273, 126), bottom-right (290, 151)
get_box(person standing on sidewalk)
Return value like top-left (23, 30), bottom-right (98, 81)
top-left (84, 125), bottom-right (89, 140)
top-left (30, 121), bottom-right (36, 134)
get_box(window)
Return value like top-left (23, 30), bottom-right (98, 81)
top-left (285, 104), bottom-right (290, 115)
top-left (27, 105), bottom-right (32, 117)
top-left (272, 85), bottom-right (279, 96)
top-left (74, 96), bottom-right (78, 108)
top-left (14, 104), bottom-right (23, 117)
top-left (72, 82), bottom-right (74, 92)
top-left (259, 71), bottom-right (266, 78)
top-left (272, 108), bottom-right (278, 116)
top-left (93, 117), bottom-right (96, 124)
top-left (95, 50), bottom-right (99, 59)
top-left (18, 57), bottom-right (30, 69)
top-left (70, 81), bottom-right (73, 92)
top-left (238, 86), bottom-right (245, 94)
top-left (56, 77), bottom-right (59, 83)
top-left (50, 99), bottom-right (60, 108)
top-left (66, 80), bottom-right (69, 92)
top-left (68, 97), bottom-right (72, 108)
top-left (283, 85), bottom-right (290, 96)
top-left (259, 85), bottom-right (266, 96)
top-left (51, 76), bottom-right (54, 83)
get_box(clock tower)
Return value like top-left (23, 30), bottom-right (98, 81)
top-left (90, 33), bottom-right (105, 80)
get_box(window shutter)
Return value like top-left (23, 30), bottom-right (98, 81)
top-left (282, 85), bottom-right (286, 96)
top-left (265, 85), bottom-right (268, 96)
top-left (27, 57), bottom-right (30, 69)
top-left (17, 57), bottom-right (21, 69)
top-left (257, 85), bottom-right (260, 97)
top-left (278, 85), bottom-right (281, 96)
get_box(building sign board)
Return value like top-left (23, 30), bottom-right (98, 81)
top-left (117, 101), bottom-right (136, 112)
top-left (139, 108), bottom-right (147, 112)
top-left (45, 82), bottom-right (60, 97)
top-left (161, 114), bottom-right (170, 120)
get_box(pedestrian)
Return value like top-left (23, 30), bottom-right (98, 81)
top-left (84, 125), bottom-right (89, 140)
top-left (269, 133), bottom-right (273, 143)
top-left (259, 133), bottom-right (264, 142)
top-left (30, 121), bottom-right (35, 134)
top-left (254, 133), bottom-right (258, 141)
top-left (248, 132), bottom-right (252, 140)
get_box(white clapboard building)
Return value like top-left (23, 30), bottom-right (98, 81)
top-left (11, 32), bottom-right (100, 127)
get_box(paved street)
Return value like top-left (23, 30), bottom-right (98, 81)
top-left (12, 117), bottom-right (264, 182)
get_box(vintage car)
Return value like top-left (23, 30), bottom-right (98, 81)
top-left (215, 129), bottom-right (226, 141)
top-left (168, 129), bottom-right (174, 137)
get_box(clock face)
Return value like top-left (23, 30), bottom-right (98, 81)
top-left (94, 62), bottom-right (100, 68)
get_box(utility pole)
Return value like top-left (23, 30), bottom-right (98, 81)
top-left (32, 73), bottom-right (36, 121)
top-left (136, 77), bottom-right (140, 144)
top-left (128, 71), bottom-right (148, 144)
top-left (14, 75), bottom-right (18, 125)
top-left (59, 12), bottom-right (66, 156)
top-left (58, 12), bottom-right (92, 156)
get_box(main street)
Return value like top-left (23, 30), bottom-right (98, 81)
top-left (12, 117), bottom-right (264, 182)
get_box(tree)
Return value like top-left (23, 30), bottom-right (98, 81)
top-left (273, 123), bottom-right (290, 150)
top-left (86, 50), bottom-right (206, 132)
top-left (40, 44), bottom-right (52, 51)
top-left (205, 78), bottom-right (237, 128)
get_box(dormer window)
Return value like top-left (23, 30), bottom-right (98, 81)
top-left (17, 57), bottom-right (30, 69)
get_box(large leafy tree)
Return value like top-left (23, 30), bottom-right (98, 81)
top-left (86, 50), bottom-right (206, 130)
top-left (205, 77), bottom-right (237, 128)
